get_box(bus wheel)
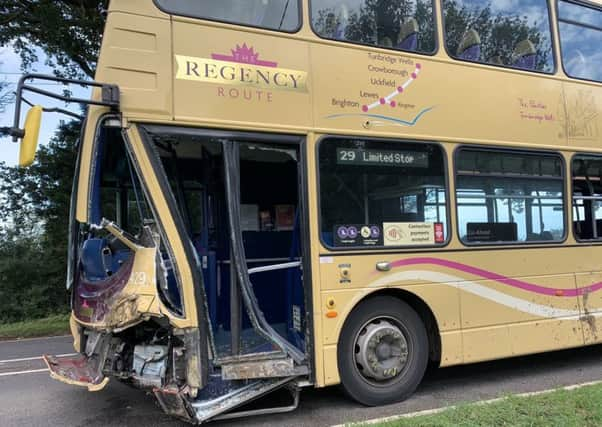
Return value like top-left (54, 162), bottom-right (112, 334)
top-left (338, 296), bottom-right (428, 406)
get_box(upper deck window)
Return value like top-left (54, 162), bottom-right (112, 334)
top-left (154, 0), bottom-right (301, 32)
top-left (558, 1), bottom-right (602, 82)
top-left (310, 0), bottom-right (436, 54)
top-left (442, 0), bottom-right (554, 73)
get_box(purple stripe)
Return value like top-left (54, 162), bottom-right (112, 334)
top-left (390, 257), bottom-right (602, 297)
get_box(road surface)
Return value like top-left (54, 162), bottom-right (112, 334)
top-left (1, 335), bottom-right (602, 426)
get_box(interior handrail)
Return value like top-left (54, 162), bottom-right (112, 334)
top-left (248, 261), bottom-right (302, 275)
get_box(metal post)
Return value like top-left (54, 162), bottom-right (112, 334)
top-left (230, 257), bottom-right (241, 355)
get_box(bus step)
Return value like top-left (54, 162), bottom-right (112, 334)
top-left (221, 357), bottom-right (308, 380)
top-left (190, 376), bottom-right (299, 423)
top-left (212, 382), bottom-right (300, 422)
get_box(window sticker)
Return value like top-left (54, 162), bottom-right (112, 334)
top-left (383, 222), bottom-right (435, 246)
top-left (334, 224), bottom-right (382, 247)
top-left (434, 222), bottom-right (445, 243)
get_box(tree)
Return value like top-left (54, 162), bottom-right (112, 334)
top-left (313, 0), bottom-right (435, 52)
top-left (0, 58), bottom-right (14, 114)
top-left (0, 1), bottom-right (108, 322)
top-left (345, 0), bottom-right (435, 51)
top-left (442, 1), bottom-right (552, 72)
top-left (0, 121), bottom-right (79, 322)
top-left (0, 1), bottom-right (108, 79)
top-left (0, 80), bottom-right (13, 114)
top-left (312, 0), bottom-right (551, 71)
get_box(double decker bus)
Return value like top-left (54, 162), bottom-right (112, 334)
top-left (7, 0), bottom-right (602, 423)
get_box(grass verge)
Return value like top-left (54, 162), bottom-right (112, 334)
top-left (0, 313), bottom-right (70, 340)
top-left (362, 383), bottom-right (602, 427)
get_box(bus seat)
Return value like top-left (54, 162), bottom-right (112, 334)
top-left (80, 238), bottom-right (130, 282)
top-left (333, 4), bottom-right (349, 40)
top-left (540, 231), bottom-right (554, 240)
top-left (512, 40), bottom-right (537, 70)
top-left (527, 232), bottom-right (541, 241)
top-left (457, 29), bottom-right (481, 61)
top-left (576, 220), bottom-right (593, 239)
top-left (397, 18), bottom-right (419, 51)
top-left (81, 238), bottom-right (112, 282)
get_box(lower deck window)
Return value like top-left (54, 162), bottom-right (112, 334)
top-left (572, 155), bottom-right (602, 240)
top-left (319, 138), bottom-right (448, 248)
top-left (456, 148), bottom-right (565, 244)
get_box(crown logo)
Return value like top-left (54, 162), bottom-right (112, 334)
top-left (212, 43), bottom-right (278, 68)
top-left (232, 44), bottom-right (260, 64)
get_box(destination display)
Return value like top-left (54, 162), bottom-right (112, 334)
top-left (336, 148), bottom-right (428, 168)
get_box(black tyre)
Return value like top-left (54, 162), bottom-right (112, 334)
top-left (337, 296), bottom-right (429, 406)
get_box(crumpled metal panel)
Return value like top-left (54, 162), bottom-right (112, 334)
top-left (43, 353), bottom-right (109, 392)
top-left (221, 358), bottom-right (295, 380)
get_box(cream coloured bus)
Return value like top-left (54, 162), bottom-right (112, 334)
top-left (7, 0), bottom-right (602, 423)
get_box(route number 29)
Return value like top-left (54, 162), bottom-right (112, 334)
top-left (339, 150), bottom-right (357, 161)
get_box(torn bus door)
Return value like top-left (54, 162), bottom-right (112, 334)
top-left (50, 119), bottom-right (311, 423)
top-left (46, 121), bottom-right (211, 399)
top-left (46, 219), bottom-right (159, 392)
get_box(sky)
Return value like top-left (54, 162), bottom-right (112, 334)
top-left (0, 48), bottom-right (90, 167)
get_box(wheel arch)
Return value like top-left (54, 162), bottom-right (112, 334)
top-left (343, 288), bottom-right (442, 366)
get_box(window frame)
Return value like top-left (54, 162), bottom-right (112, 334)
top-left (569, 152), bottom-right (602, 243)
top-left (556, 0), bottom-right (602, 84)
top-left (87, 114), bottom-right (122, 225)
top-left (453, 145), bottom-right (568, 247)
top-left (308, 0), bottom-right (439, 56)
top-left (316, 135), bottom-right (451, 252)
top-left (441, 0), bottom-right (557, 75)
top-left (152, 0), bottom-right (303, 34)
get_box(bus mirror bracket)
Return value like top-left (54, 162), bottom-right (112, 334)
top-left (8, 73), bottom-right (121, 143)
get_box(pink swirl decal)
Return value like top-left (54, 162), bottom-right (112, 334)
top-left (389, 257), bottom-right (602, 297)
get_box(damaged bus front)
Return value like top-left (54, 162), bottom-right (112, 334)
top-left (7, 76), bottom-right (311, 423)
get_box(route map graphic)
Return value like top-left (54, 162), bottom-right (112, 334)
top-left (361, 63), bottom-right (422, 112)
top-left (326, 62), bottom-right (434, 127)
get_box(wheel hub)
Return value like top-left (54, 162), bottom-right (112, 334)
top-left (354, 319), bottom-right (408, 382)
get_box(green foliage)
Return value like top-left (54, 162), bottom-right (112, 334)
top-left (364, 384), bottom-right (602, 427)
top-left (0, 121), bottom-right (79, 322)
top-left (0, 60), bottom-right (13, 113)
top-left (0, 80), bottom-right (12, 113)
top-left (0, 1), bottom-right (108, 79)
top-left (0, 1), bottom-right (107, 323)
top-left (0, 313), bottom-right (70, 339)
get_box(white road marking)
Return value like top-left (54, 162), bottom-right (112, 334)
top-left (0, 368), bottom-right (49, 378)
top-left (333, 379), bottom-right (602, 427)
top-left (0, 353), bottom-right (77, 364)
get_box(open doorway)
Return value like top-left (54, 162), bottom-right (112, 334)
top-left (142, 127), bottom-right (307, 361)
